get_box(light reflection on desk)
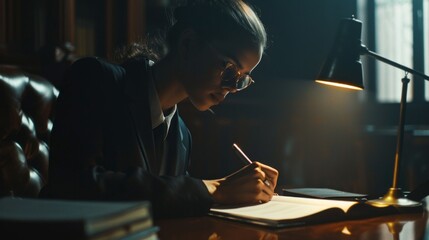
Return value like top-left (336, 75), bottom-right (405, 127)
top-left (156, 211), bottom-right (428, 240)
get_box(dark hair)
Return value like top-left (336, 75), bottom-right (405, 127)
top-left (114, 0), bottom-right (267, 63)
top-left (113, 31), bottom-right (168, 63)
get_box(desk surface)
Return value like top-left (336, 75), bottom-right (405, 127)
top-left (156, 211), bottom-right (428, 240)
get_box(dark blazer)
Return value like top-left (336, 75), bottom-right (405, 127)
top-left (40, 57), bottom-right (213, 218)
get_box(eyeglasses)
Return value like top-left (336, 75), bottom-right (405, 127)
top-left (206, 42), bottom-right (255, 91)
top-left (220, 62), bottom-right (255, 91)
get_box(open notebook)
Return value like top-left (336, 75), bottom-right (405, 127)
top-left (209, 195), bottom-right (421, 228)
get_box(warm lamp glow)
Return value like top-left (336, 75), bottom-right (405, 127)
top-left (314, 16), bottom-right (427, 209)
top-left (315, 80), bottom-right (364, 90)
top-left (341, 227), bottom-right (352, 236)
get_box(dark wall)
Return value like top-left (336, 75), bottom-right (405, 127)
top-left (249, 0), bottom-right (357, 81)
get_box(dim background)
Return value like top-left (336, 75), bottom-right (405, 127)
top-left (1, 0), bottom-right (428, 198)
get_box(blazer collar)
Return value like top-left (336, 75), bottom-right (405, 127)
top-left (159, 112), bottom-right (188, 176)
top-left (121, 57), bottom-right (157, 172)
top-left (121, 58), bottom-right (188, 176)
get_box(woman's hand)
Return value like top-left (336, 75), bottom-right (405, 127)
top-left (203, 162), bottom-right (279, 205)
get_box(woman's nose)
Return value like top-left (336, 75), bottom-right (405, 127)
top-left (221, 87), bottom-right (236, 95)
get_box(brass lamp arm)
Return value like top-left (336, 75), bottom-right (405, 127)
top-left (359, 45), bottom-right (429, 81)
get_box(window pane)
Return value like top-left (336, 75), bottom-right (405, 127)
top-left (425, 0), bottom-right (429, 101)
top-left (375, 0), bottom-right (413, 103)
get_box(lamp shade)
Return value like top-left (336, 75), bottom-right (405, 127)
top-left (316, 17), bottom-right (364, 90)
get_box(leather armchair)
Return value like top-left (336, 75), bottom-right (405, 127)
top-left (0, 65), bottom-right (58, 197)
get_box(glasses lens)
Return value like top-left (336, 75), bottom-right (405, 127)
top-left (220, 62), bottom-right (254, 90)
top-left (236, 75), bottom-right (253, 91)
top-left (221, 63), bottom-right (239, 87)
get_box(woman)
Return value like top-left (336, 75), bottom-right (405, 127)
top-left (40, 0), bottom-right (279, 218)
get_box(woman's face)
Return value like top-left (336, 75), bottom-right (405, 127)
top-left (181, 37), bottom-right (263, 111)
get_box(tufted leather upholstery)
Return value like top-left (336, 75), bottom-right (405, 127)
top-left (0, 65), bottom-right (58, 197)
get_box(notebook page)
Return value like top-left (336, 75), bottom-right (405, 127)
top-left (210, 196), bottom-right (357, 221)
top-left (273, 196), bottom-right (358, 212)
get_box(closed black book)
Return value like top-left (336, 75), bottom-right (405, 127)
top-left (282, 188), bottom-right (368, 201)
top-left (0, 197), bottom-right (153, 239)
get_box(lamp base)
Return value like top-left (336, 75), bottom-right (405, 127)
top-left (367, 188), bottom-right (422, 208)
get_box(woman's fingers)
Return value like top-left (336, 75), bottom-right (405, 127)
top-left (209, 160), bottom-right (279, 205)
top-left (253, 161), bottom-right (279, 189)
top-left (223, 183), bottom-right (272, 204)
top-left (240, 162), bottom-right (278, 193)
top-left (224, 174), bottom-right (275, 203)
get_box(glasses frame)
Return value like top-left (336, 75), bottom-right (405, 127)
top-left (206, 42), bottom-right (255, 91)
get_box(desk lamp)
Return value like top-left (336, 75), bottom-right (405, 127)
top-left (315, 16), bottom-right (429, 208)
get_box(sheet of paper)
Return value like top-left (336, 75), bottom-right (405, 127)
top-left (210, 196), bottom-right (357, 221)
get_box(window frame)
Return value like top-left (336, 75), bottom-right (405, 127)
top-left (358, 0), bottom-right (429, 126)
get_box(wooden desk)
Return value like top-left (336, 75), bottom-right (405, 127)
top-left (156, 212), bottom-right (428, 240)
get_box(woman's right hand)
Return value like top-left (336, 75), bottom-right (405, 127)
top-left (203, 161), bottom-right (279, 205)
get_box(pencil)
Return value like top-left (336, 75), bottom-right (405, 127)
top-left (232, 143), bottom-right (252, 164)
top-left (232, 143), bottom-right (272, 187)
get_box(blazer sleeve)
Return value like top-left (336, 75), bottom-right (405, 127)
top-left (42, 57), bottom-right (213, 218)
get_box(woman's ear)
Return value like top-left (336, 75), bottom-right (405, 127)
top-left (177, 28), bottom-right (199, 61)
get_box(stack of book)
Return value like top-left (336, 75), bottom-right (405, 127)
top-left (0, 197), bottom-right (159, 240)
